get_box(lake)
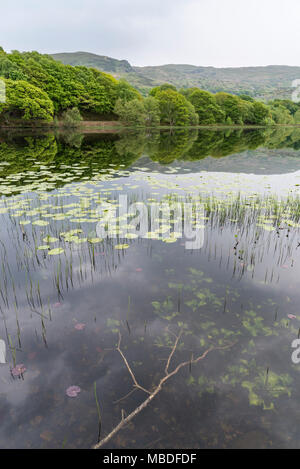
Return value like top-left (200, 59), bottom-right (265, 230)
top-left (1, 126), bottom-right (300, 448)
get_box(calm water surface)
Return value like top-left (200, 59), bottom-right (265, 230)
top-left (1, 128), bottom-right (300, 448)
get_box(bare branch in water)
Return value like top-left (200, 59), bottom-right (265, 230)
top-left (92, 330), bottom-right (236, 450)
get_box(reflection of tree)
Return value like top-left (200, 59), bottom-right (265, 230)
top-left (182, 129), bottom-right (224, 160)
top-left (1, 127), bottom-right (300, 184)
top-left (289, 129), bottom-right (300, 150)
top-left (114, 131), bottom-right (147, 158)
top-left (60, 130), bottom-right (84, 148)
top-left (182, 128), bottom-right (267, 160)
top-left (147, 129), bottom-right (198, 164)
top-left (264, 127), bottom-right (296, 149)
top-left (264, 127), bottom-right (300, 150)
top-left (172, 127), bottom-right (300, 162)
top-left (0, 134), bottom-right (57, 175)
top-left (211, 129), bottom-right (266, 157)
top-left (0, 133), bottom-right (140, 183)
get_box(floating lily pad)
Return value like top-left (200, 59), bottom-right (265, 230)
top-left (32, 220), bottom-right (49, 226)
top-left (126, 233), bottom-right (138, 239)
top-left (88, 238), bottom-right (103, 243)
top-left (48, 248), bottom-right (64, 255)
top-left (43, 236), bottom-right (58, 243)
top-left (37, 245), bottom-right (50, 250)
top-left (163, 237), bottom-right (178, 243)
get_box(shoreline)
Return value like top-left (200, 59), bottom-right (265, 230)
top-left (0, 121), bottom-right (300, 132)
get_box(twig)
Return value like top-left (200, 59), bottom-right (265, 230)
top-left (113, 388), bottom-right (137, 404)
top-left (92, 331), bottom-right (236, 449)
top-left (116, 332), bottom-right (151, 395)
top-left (165, 328), bottom-right (182, 375)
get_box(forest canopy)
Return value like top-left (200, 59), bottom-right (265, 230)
top-left (0, 48), bottom-right (299, 127)
top-left (0, 49), bottom-right (133, 121)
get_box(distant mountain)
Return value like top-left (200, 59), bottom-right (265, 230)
top-left (51, 52), bottom-right (156, 90)
top-left (51, 51), bottom-right (300, 99)
top-left (52, 51), bottom-right (133, 74)
top-left (133, 64), bottom-right (300, 99)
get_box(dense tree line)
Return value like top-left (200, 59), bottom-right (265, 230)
top-left (0, 47), bottom-right (300, 127)
top-left (0, 48), bottom-right (137, 122)
top-left (114, 83), bottom-right (300, 127)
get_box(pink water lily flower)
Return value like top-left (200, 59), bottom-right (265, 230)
top-left (11, 364), bottom-right (26, 376)
top-left (288, 314), bottom-right (297, 319)
top-left (74, 323), bottom-right (86, 330)
top-left (66, 385), bottom-right (81, 397)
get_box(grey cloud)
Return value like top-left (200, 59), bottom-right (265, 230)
top-left (0, 0), bottom-right (300, 67)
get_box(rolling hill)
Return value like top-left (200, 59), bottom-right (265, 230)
top-left (51, 52), bottom-right (156, 90)
top-left (51, 51), bottom-right (300, 99)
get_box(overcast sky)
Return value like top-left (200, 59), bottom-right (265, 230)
top-left (1, 0), bottom-right (300, 68)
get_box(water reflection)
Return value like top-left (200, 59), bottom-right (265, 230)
top-left (1, 126), bottom-right (300, 183)
top-left (1, 128), bottom-right (300, 448)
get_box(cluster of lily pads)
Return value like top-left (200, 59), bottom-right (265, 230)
top-left (1, 153), bottom-right (300, 426)
top-left (0, 160), bottom-right (299, 256)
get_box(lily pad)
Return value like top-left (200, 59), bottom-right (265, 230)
top-left (48, 248), bottom-right (64, 255)
top-left (43, 236), bottom-right (59, 243)
top-left (37, 245), bottom-right (50, 250)
top-left (32, 220), bottom-right (49, 226)
top-left (88, 238), bottom-right (103, 244)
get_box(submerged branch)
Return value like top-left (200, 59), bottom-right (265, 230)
top-left (92, 331), bottom-right (236, 449)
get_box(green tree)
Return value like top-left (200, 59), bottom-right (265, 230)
top-left (270, 99), bottom-right (299, 116)
top-left (215, 92), bottom-right (244, 124)
top-left (237, 99), bottom-right (254, 124)
top-left (143, 97), bottom-right (161, 126)
top-left (269, 104), bottom-right (294, 124)
top-left (0, 56), bottom-right (26, 80)
top-left (5, 51), bottom-right (119, 116)
top-left (186, 100), bottom-right (199, 125)
top-left (250, 101), bottom-right (271, 125)
top-left (114, 98), bottom-right (146, 126)
top-left (116, 78), bottom-right (142, 102)
top-left (294, 109), bottom-right (300, 124)
top-left (187, 89), bottom-right (225, 124)
top-left (149, 83), bottom-right (177, 97)
top-left (61, 107), bottom-right (83, 129)
top-left (239, 94), bottom-right (255, 102)
top-left (154, 89), bottom-right (197, 126)
top-left (0, 79), bottom-right (54, 122)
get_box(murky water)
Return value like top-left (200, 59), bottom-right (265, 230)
top-left (1, 127), bottom-right (300, 448)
